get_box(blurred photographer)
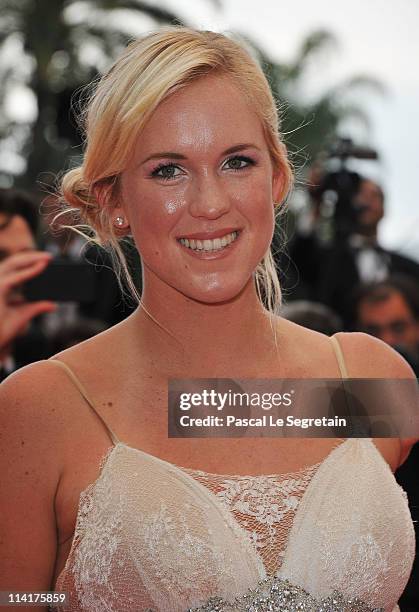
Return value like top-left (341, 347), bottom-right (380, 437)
top-left (281, 139), bottom-right (419, 326)
top-left (0, 189), bottom-right (55, 381)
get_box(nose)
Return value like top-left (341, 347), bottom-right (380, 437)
top-left (188, 174), bottom-right (231, 219)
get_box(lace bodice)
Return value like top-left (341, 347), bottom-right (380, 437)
top-left (53, 439), bottom-right (415, 612)
top-left (181, 460), bottom-right (321, 576)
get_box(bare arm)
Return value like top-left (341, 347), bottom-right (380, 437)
top-left (334, 331), bottom-right (419, 467)
top-left (0, 363), bottom-right (64, 611)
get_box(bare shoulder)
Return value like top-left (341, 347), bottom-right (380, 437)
top-left (0, 359), bottom-right (71, 497)
top-left (277, 320), bottom-right (415, 380)
top-left (0, 340), bottom-right (113, 455)
top-left (0, 359), bottom-right (71, 435)
top-left (332, 331), bottom-right (418, 466)
top-left (277, 322), bottom-right (418, 470)
top-left (0, 320), bottom-right (134, 446)
top-left (279, 320), bottom-right (415, 379)
top-left (333, 330), bottom-right (417, 378)
top-left (0, 359), bottom-right (77, 465)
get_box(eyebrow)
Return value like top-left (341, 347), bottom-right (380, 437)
top-left (141, 143), bottom-right (261, 165)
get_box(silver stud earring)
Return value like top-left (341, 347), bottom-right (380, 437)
top-left (114, 216), bottom-right (125, 227)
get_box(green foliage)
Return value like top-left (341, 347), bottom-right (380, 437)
top-left (245, 30), bottom-right (385, 173)
top-left (0, 0), bottom-right (185, 188)
top-left (0, 3), bottom-right (384, 190)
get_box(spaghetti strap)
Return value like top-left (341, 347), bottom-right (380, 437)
top-left (48, 358), bottom-right (120, 446)
top-left (329, 335), bottom-right (370, 436)
top-left (330, 335), bottom-right (349, 379)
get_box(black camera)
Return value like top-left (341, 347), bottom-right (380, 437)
top-left (310, 138), bottom-right (379, 242)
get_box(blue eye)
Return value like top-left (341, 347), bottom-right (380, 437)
top-left (224, 156), bottom-right (255, 171)
top-left (151, 163), bottom-right (182, 180)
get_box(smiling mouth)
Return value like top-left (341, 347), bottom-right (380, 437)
top-left (177, 230), bottom-right (240, 253)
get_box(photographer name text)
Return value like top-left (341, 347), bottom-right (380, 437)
top-left (178, 415), bottom-right (347, 429)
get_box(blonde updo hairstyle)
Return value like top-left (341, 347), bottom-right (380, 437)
top-left (59, 26), bottom-right (293, 316)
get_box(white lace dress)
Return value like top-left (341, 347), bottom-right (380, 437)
top-left (53, 438), bottom-right (415, 612)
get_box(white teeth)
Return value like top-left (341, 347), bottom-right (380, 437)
top-left (179, 231), bottom-right (239, 252)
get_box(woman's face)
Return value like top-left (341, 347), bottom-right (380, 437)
top-left (119, 73), bottom-right (283, 304)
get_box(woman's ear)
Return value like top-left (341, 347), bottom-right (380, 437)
top-left (93, 181), bottom-right (130, 232)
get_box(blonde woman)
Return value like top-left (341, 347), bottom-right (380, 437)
top-left (0, 27), bottom-right (416, 612)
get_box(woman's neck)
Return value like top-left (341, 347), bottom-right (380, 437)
top-left (127, 278), bottom-right (281, 377)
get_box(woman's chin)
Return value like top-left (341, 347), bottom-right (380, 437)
top-left (181, 280), bottom-right (250, 306)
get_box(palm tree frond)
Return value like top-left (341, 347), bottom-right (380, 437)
top-left (296, 29), bottom-right (338, 65)
top-left (110, 0), bottom-right (185, 25)
top-left (333, 74), bottom-right (388, 97)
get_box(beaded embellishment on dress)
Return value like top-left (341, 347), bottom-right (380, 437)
top-left (186, 575), bottom-right (384, 612)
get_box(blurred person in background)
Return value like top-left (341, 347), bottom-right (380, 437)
top-left (279, 299), bottom-right (343, 336)
top-left (280, 170), bottom-right (419, 328)
top-left (0, 189), bottom-right (54, 381)
top-left (318, 176), bottom-right (419, 324)
top-left (342, 178), bottom-right (419, 285)
top-left (350, 275), bottom-right (419, 375)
